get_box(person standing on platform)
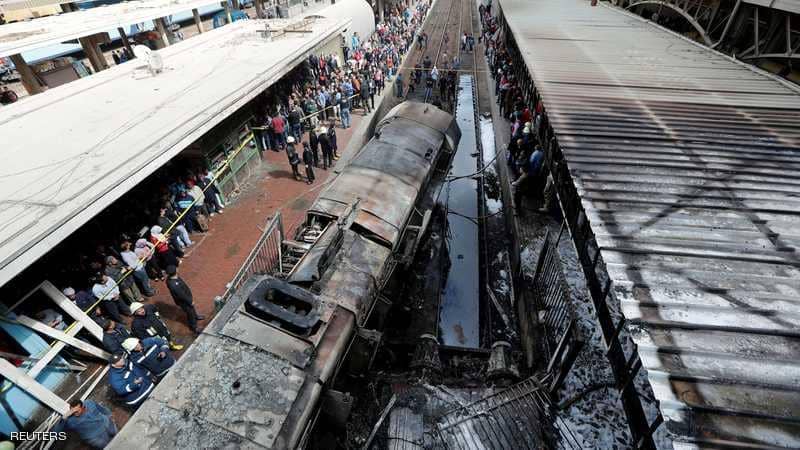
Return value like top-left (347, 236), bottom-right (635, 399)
top-left (318, 127), bottom-right (333, 170)
top-left (360, 74), bottom-right (371, 113)
top-left (271, 113), bottom-right (286, 150)
top-left (339, 92), bottom-right (351, 129)
top-left (129, 302), bottom-right (183, 351)
top-left (165, 265), bottom-right (204, 335)
top-left (309, 126), bottom-right (320, 167)
top-left (395, 72), bottom-right (404, 98)
top-left (328, 120), bottom-right (339, 160)
top-left (91, 273), bottom-right (128, 323)
top-left (286, 136), bottom-right (303, 181)
top-left (303, 142), bottom-right (316, 185)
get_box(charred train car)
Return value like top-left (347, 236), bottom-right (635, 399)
top-left (109, 102), bottom-right (460, 449)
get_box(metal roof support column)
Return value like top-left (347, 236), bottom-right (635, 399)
top-left (9, 53), bottom-right (45, 95)
top-left (754, 7), bottom-right (760, 57)
top-left (60, 2), bottom-right (77, 13)
top-left (377, 0), bottom-right (385, 22)
top-left (154, 17), bottom-right (171, 48)
top-left (78, 35), bottom-right (108, 72)
top-left (193, 8), bottom-right (205, 33)
top-left (222, 1), bottom-right (233, 24)
top-left (117, 27), bottom-right (135, 60)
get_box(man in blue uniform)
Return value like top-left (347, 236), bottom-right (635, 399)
top-left (102, 319), bottom-right (132, 354)
top-left (122, 337), bottom-right (175, 378)
top-left (53, 399), bottom-right (117, 449)
top-left (108, 353), bottom-right (155, 408)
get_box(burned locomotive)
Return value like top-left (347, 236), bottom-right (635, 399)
top-left (108, 102), bottom-right (460, 449)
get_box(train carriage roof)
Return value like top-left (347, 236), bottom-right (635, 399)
top-left (310, 102), bottom-right (460, 248)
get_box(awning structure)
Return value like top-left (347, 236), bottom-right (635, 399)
top-left (0, 0), bottom-right (222, 58)
top-left (499, 0), bottom-right (800, 447)
top-left (0, 15), bottom-right (349, 288)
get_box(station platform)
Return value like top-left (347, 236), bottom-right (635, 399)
top-left (0, 14), bottom-right (348, 288)
top-left (497, 0), bottom-right (800, 448)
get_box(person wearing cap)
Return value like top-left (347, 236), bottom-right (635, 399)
top-left (165, 265), bottom-right (204, 334)
top-left (122, 337), bottom-right (175, 378)
top-left (91, 273), bottom-right (128, 323)
top-left (52, 399), bottom-right (117, 449)
top-left (105, 255), bottom-right (143, 305)
top-left (318, 127), bottom-right (332, 170)
top-left (285, 136), bottom-right (303, 181)
top-left (102, 319), bottom-right (132, 354)
top-left (108, 353), bottom-right (154, 408)
top-left (130, 302), bottom-right (184, 351)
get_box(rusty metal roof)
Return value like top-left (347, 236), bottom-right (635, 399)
top-left (499, 0), bottom-right (800, 448)
top-left (310, 102), bottom-right (460, 248)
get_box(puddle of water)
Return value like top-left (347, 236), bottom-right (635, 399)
top-left (438, 76), bottom-right (481, 349)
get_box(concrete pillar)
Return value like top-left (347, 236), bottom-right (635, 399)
top-left (377, 0), bottom-right (384, 22)
top-left (117, 27), bottom-right (135, 59)
top-left (78, 35), bottom-right (108, 72)
top-left (9, 54), bottom-right (45, 95)
top-left (255, 0), bottom-right (264, 19)
top-left (154, 18), bottom-right (171, 48)
top-left (222, 1), bottom-right (233, 24)
top-left (192, 8), bottom-right (205, 33)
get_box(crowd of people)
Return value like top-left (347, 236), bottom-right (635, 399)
top-left (252, 0), bottom-right (432, 184)
top-left (42, 3), bottom-right (438, 447)
top-left (480, 3), bottom-right (548, 212)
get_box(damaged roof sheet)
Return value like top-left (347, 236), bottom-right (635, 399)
top-left (499, 0), bottom-right (800, 448)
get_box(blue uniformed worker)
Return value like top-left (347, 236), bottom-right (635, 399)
top-left (129, 302), bottom-right (183, 351)
top-left (102, 319), bottom-right (132, 354)
top-left (122, 337), bottom-right (175, 378)
top-left (108, 353), bottom-right (155, 408)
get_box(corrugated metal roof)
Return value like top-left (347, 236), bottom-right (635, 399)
top-left (743, 0), bottom-right (800, 14)
top-left (498, 0), bottom-right (800, 448)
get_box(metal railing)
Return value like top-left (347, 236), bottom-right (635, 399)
top-left (433, 377), bottom-right (581, 449)
top-left (529, 227), bottom-right (584, 395)
top-left (216, 212), bottom-right (285, 307)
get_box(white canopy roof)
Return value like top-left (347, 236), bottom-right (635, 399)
top-left (0, 0), bottom-right (221, 58)
top-left (0, 15), bottom-right (349, 287)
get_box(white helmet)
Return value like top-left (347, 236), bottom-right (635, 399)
top-left (287, 136), bottom-right (296, 144)
top-left (122, 337), bottom-right (140, 352)
top-left (129, 302), bottom-right (145, 314)
top-left (319, 127), bottom-right (328, 134)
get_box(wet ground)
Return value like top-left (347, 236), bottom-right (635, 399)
top-left (437, 75), bottom-right (481, 349)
